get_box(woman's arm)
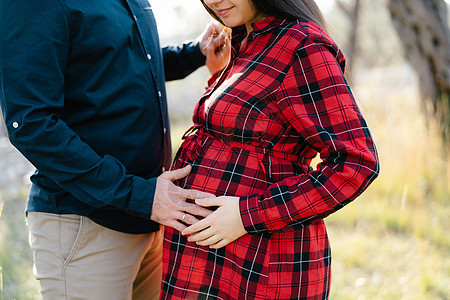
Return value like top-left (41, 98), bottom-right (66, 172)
top-left (182, 33), bottom-right (379, 248)
top-left (239, 35), bottom-right (379, 235)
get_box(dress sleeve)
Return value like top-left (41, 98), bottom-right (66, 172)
top-left (239, 35), bottom-right (380, 234)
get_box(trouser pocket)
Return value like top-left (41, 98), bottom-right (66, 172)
top-left (27, 212), bottom-right (85, 266)
top-left (58, 214), bottom-right (84, 264)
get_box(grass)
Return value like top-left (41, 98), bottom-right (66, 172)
top-left (0, 192), bottom-right (40, 300)
top-left (170, 64), bottom-right (449, 299)
top-left (322, 65), bottom-right (449, 299)
top-left (0, 64), bottom-right (448, 299)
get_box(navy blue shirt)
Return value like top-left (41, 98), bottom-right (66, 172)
top-left (0, 0), bottom-right (205, 233)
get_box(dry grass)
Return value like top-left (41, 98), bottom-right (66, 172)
top-left (0, 64), bottom-right (447, 299)
top-left (170, 64), bottom-right (450, 299)
top-left (324, 65), bottom-right (449, 299)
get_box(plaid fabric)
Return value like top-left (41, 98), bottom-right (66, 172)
top-left (162, 17), bottom-right (379, 300)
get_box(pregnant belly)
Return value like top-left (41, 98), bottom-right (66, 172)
top-left (172, 136), bottom-right (271, 197)
top-left (172, 129), bottom-right (304, 198)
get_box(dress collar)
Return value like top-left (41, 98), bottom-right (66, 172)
top-left (251, 16), bottom-right (287, 33)
top-left (230, 16), bottom-right (288, 53)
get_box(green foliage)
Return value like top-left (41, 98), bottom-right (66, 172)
top-left (0, 192), bottom-right (40, 300)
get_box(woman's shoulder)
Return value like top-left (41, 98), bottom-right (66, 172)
top-left (276, 20), bottom-right (344, 61)
top-left (277, 20), bottom-right (331, 45)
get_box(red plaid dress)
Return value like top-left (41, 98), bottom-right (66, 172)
top-left (162, 17), bottom-right (379, 300)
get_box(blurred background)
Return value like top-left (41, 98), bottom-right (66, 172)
top-left (0, 0), bottom-right (449, 299)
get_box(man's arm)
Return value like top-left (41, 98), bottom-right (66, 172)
top-left (0, 0), bottom-right (212, 227)
top-left (163, 42), bottom-right (206, 81)
top-left (0, 0), bottom-right (152, 217)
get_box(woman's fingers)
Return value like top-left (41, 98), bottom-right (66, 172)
top-left (182, 217), bottom-right (210, 236)
top-left (210, 239), bottom-right (230, 249)
top-left (194, 234), bottom-right (222, 247)
top-left (195, 197), bottom-right (223, 207)
top-left (187, 227), bottom-right (214, 243)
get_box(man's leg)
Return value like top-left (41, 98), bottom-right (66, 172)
top-left (132, 227), bottom-right (163, 300)
top-left (27, 212), bottom-right (159, 300)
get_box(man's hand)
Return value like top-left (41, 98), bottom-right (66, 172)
top-left (181, 196), bottom-right (247, 249)
top-left (151, 165), bottom-right (215, 232)
top-left (198, 22), bottom-right (231, 75)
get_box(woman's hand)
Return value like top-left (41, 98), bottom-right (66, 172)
top-left (197, 22), bottom-right (231, 75)
top-left (151, 165), bottom-right (215, 233)
top-left (181, 196), bottom-right (247, 249)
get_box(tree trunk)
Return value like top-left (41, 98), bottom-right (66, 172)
top-left (336, 0), bottom-right (362, 80)
top-left (387, 0), bottom-right (450, 139)
top-left (0, 114), bottom-right (6, 137)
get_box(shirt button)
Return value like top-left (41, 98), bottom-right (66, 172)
top-left (158, 91), bottom-right (162, 97)
top-left (12, 122), bottom-right (19, 128)
top-left (133, 15), bottom-right (137, 21)
top-left (164, 128), bottom-right (167, 134)
top-left (147, 53), bottom-right (152, 60)
top-left (162, 166), bottom-right (165, 172)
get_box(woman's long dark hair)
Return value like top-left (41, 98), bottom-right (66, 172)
top-left (200, 0), bottom-right (328, 32)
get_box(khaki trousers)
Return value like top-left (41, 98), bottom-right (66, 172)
top-left (27, 212), bottom-right (162, 300)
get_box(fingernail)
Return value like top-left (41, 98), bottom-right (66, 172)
top-left (195, 199), bottom-right (203, 204)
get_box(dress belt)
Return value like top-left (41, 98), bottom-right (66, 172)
top-left (181, 124), bottom-right (312, 166)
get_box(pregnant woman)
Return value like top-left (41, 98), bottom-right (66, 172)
top-left (161, 0), bottom-right (379, 299)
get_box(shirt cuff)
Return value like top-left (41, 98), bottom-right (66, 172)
top-left (239, 194), bottom-right (269, 234)
top-left (128, 176), bottom-right (157, 220)
top-left (192, 42), bottom-right (207, 65)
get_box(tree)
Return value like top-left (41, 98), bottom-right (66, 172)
top-left (335, 0), bottom-right (362, 73)
top-left (0, 115), bottom-right (6, 137)
top-left (387, 0), bottom-right (450, 139)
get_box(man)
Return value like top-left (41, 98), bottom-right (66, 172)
top-left (0, 0), bottom-right (229, 298)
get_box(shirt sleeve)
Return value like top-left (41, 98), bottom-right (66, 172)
top-left (0, 0), bottom-right (155, 220)
top-left (239, 35), bottom-right (380, 234)
top-left (163, 42), bottom-right (206, 81)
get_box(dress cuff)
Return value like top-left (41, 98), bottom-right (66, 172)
top-left (239, 194), bottom-right (269, 234)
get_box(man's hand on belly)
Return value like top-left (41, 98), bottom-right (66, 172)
top-left (151, 165), bottom-right (215, 232)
